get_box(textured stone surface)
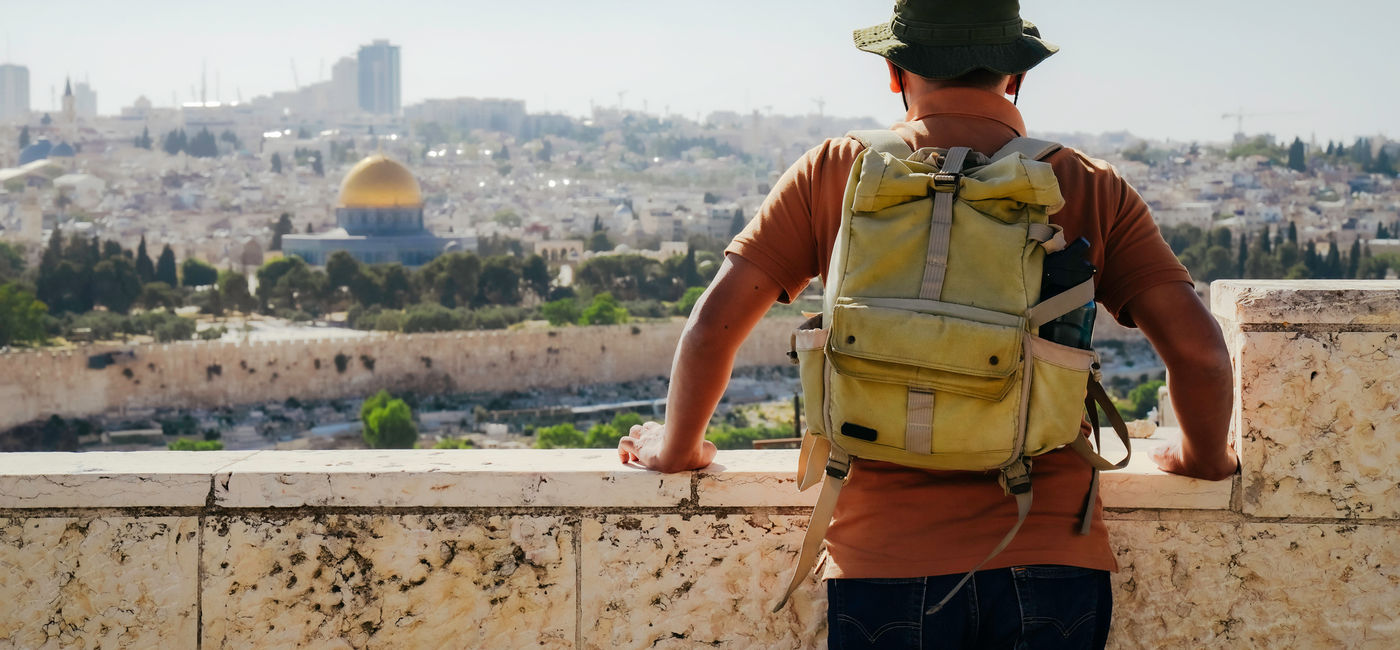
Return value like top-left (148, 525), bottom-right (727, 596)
top-left (216, 449), bottom-right (690, 508)
top-left (1212, 280), bottom-right (1400, 325)
top-left (1108, 520), bottom-right (1400, 649)
top-left (1235, 331), bottom-right (1400, 518)
top-left (579, 514), bottom-right (825, 649)
top-left (0, 451), bottom-right (252, 508)
top-left (0, 516), bottom-right (198, 648)
top-left (696, 450), bottom-right (817, 507)
top-left (1099, 431), bottom-right (1234, 510)
top-left (202, 513), bottom-right (574, 649)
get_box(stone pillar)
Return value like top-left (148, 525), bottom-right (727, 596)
top-left (1212, 280), bottom-right (1400, 518)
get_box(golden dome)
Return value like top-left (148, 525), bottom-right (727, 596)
top-left (337, 154), bottom-right (423, 208)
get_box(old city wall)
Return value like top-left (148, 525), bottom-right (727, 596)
top-left (0, 317), bottom-right (803, 430)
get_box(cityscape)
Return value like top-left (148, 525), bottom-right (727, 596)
top-left (1, 7), bottom-right (1398, 647)
top-left (0, 36), bottom-right (1396, 453)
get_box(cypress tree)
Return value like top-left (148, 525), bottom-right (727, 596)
top-left (1287, 221), bottom-right (1298, 245)
top-left (156, 245), bottom-right (178, 286)
top-left (135, 236), bottom-right (156, 283)
top-left (1261, 225), bottom-right (1272, 255)
top-left (1323, 240), bottom-right (1341, 278)
top-left (1236, 234), bottom-right (1248, 278)
top-left (1287, 137), bottom-right (1306, 172)
top-left (19, 125), bottom-right (30, 149)
top-left (1348, 239), bottom-right (1362, 279)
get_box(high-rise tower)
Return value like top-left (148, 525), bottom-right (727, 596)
top-left (357, 40), bottom-right (400, 115)
top-left (0, 64), bottom-right (29, 122)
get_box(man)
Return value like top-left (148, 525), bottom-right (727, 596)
top-left (619, 1), bottom-right (1238, 647)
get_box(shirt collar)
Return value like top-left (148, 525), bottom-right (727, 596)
top-left (904, 86), bottom-right (1026, 136)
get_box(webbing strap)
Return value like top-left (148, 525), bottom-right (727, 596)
top-left (919, 147), bottom-right (970, 300)
top-left (1071, 380), bottom-right (1133, 471)
top-left (991, 137), bottom-right (1062, 163)
top-left (772, 448), bottom-right (851, 613)
top-left (1028, 278), bottom-right (1095, 330)
top-left (1078, 468), bottom-right (1101, 536)
top-left (846, 129), bottom-right (914, 158)
top-left (926, 482), bottom-right (1034, 615)
top-left (905, 390), bottom-right (934, 455)
top-left (1028, 223), bottom-right (1068, 253)
top-left (796, 434), bottom-right (829, 492)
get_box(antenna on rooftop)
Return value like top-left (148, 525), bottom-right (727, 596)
top-left (201, 59), bottom-right (207, 105)
top-left (290, 59), bottom-right (300, 90)
top-left (813, 98), bottom-right (826, 118)
top-left (617, 90), bottom-right (627, 110)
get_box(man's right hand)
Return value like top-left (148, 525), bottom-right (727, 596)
top-left (1150, 440), bottom-right (1238, 481)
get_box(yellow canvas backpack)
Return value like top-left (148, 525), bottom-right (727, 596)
top-left (774, 130), bottom-right (1132, 613)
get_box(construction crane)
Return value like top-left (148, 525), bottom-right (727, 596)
top-left (1221, 108), bottom-right (1301, 139)
top-left (290, 59), bottom-right (300, 90)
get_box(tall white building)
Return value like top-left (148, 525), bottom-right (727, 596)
top-left (0, 64), bottom-right (29, 122)
top-left (73, 82), bottom-right (98, 119)
top-left (357, 40), bottom-right (400, 115)
top-left (331, 57), bottom-right (358, 114)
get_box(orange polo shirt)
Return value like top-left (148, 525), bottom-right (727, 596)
top-left (726, 86), bottom-right (1191, 579)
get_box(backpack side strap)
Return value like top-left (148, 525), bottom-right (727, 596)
top-left (847, 129), bottom-right (914, 159)
top-left (992, 137), bottom-right (1062, 162)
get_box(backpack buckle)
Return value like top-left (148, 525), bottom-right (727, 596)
top-left (825, 456), bottom-right (851, 481)
top-left (999, 459), bottom-right (1032, 496)
top-left (932, 172), bottom-right (961, 193)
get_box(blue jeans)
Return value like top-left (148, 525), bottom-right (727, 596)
top-left (826, 566), bottom-right (1111, 650)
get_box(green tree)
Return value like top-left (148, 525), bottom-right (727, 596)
top-left (271, 152), bottom-right (282, 174)
top-left (1348, 239), bottom-right (1362, 279)
top-left (379, 264), bottom-right (417, 309)
top-left (169, 439), bottom-right (224, 451)
top-left (0, 282), bottom-right (48, 346)
top-left (187, 128), bottom-right (218, 158)
top-left (270, 213), bottom-right (294, 251)
top-left (0, 242), bottom-right (24, 283)
top-left (1287, 221), bottom-right (1298, 245)
top-left (155, 245), bottom-right (178, 286)
top-left (19, 125), bottom-right (30, 149)
top-left (92, 257), bottom-right (143, 314)
top-left (477, 256), bottom-right (521, 306)
top-left (311, 151), bottom-right (324, 177)
top-left (137, 282), bottom-right (181, 310)
top-left (676, 286), bottom-right (705, 316)
top-left (522, 254), bottom-right (550, 298)
top-left (217, 270), bottom-right (256, 313)
top-left (587, 230), bottom-right (613, 252)
top-left (180, 258), bottom-right (219, 287)
top-left (533, 423), bottom-right (586, 449)
top-left (541, 297), bottom-right (581, 326)
top-left (584, 423), bottom-right (623, 449)
top-left (360, 391), bottom-right (419, 449)
top-left (135, 126), bottom-right (152, 150)
top-left (579, 292), bottom-right (628, 325)
top-left (1372, 148), bottom-right (1396, 176)
top-left (326, 250), bottom-right (363, 290)
top-left (153, 315), bottom-right (196, 342)
top-left (135, 236), bottom-right (156, 283)
top-left (1323, 239), bottom-right (1341, 278)
top-left (729, 208), bottom-right (746, 238)
top-left (414, 252), bottom-right (480, 308)
top-left (1287, 137), bottom-right (1306, 172)
top-left (1125, 380), bottom-right (1166, 419)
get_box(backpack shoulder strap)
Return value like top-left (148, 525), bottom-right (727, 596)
top-left (992, 137), bottom-right (1062, 162)
top-left (847, 129), bottom-right (914, 159)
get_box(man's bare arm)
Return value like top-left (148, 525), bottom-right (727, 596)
top-left (618, 255), bottom-right (786, 473)
top-left (1126, 281), bottom-right (1238, 480)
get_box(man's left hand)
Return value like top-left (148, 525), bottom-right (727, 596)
top-left (618, 421), bottom-right (717, 473)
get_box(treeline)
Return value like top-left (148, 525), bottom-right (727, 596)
top-left (1163, 221), bottom-right (1399, 283)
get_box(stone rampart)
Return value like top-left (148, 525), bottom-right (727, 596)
top-left (0, 317), bottom-right (801, 431)
top-left (0, 281), bottom-right (1396, 648)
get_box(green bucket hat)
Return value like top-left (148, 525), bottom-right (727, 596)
top-left (854, 0), bottom-right (1059, 79)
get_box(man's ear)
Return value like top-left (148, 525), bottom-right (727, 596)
top-left (1005, 73), bottom-right (1025, 97)
top-left (887, 61), bottom-right (903, 94)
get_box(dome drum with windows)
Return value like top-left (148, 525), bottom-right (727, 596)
top-left (283, 154), bottom-right (475, 267)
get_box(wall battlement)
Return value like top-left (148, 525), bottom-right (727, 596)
top-left (0, 281), bottom-right (1397, 648)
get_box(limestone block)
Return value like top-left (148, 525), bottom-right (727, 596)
top-left (579, 514), bottom-right (825, 649)
top-left (202, 513), bottom-right (575, 648)
top-left (0, 516), bottom-right (199, 649)
top-left (1212, 280), bottom-right (1400, 326)
top-left (1106, 520), bottom-right (1244, 648)
top-left (1228, 523), bottom-right (1400, 649)
top-left (697, 450), bottom-right (818, 507)
top-left (0, 451), bottom-right (253, 508)
top-left (1236, 331), bottom-right (1400, 518)
top-left (216, 449), bottom-right (690, 508)
top-left (1098, 433), bottom-right (1234, 510)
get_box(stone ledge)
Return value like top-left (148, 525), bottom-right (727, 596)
top-left (0, 434), bottom-right (1230, 511)
top-left (1212, 280), bottom-right (1400, 326)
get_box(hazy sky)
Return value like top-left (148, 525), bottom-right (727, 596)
top-left (6, 0), bottom-right (1394, 144)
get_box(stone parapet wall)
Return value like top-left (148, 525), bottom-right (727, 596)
top-left (0, 281), bottom-right (1396, 648)
top-left (0, 317), bottom-right (802, 432)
